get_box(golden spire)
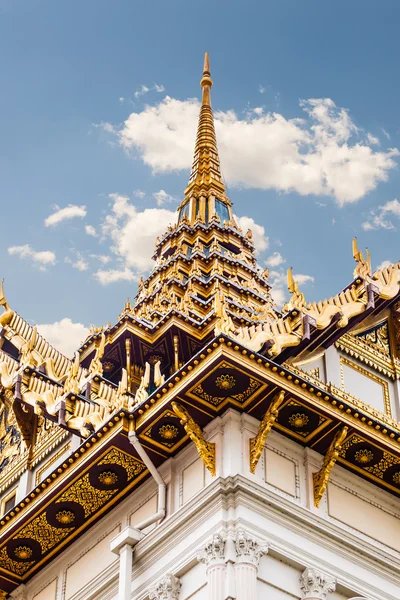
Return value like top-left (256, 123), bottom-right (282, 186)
top-left (184, 52), bottom-right (226, 198)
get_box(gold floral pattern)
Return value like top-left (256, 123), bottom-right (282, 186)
top-left (215, 374), bottom-right (236, 390)
top-left (0, 547), bottom-right (34, 575)
top-left (288, 413), bottom-right (309, 428)
top-left (14, 546), bottom-right (32, 560)
top-left (159, 424), bottom-right (179, 440)
top-left (98, 471), bottom-right (118, 485)
top-left (15, 512), bottom-right (73, 554)
top-left (354, 449), bottom-right (374, 464)
top-left (55, 510), bottom-right (75, 525)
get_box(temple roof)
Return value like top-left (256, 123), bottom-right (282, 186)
top-left (0, 53), bottom-right (400, 597)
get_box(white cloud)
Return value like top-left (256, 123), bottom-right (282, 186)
top-left (36, 318), bottom-right (89, 357)
top-left (8, 244), bottom-right (56, 270)
top-left (134, 84), bottom-right (165, 99)
top-left (116, 96), bottom-right (398, 205)
top-left (362, 198), bottom-right (400, 231)
top-left (265, 252), bottom-right (285, 267)
top-left (45, 204), bottom-right (87, 227)
top-left (134, 84), bottom-right (150, 99)
top-left (90, 254), bottom-right (112, 264)
top-left (153, 189), bottom-right (176, 206)
top-left (101, 193), bottom-right (176, 272)
top-left (94, 267), bottom-right (136, 285)
top-left (65, 251), bottom-right (88, 272)
top-left (85, 224), bottom-right (97, 237)
top-left (133, 189), bottom-right (145, 198)
top-left (259, 85), bottom-right (266, 94)
top-left (119, 97), bottom-right (125, 104)
top-left (235, 215), bottom-right (269, 254)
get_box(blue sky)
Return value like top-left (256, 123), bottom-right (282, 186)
top-left (1, 0), bottom-right (400, 355)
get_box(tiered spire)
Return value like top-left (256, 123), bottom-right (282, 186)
top-left (131, 53), bottom-right (275, 330)
top-left (185, 52), bottom-right (226, 198)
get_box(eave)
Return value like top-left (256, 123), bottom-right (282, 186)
top-left (1, 337), bottom-right (399, 594)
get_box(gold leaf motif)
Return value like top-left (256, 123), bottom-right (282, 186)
top-left (15, 512), bottom-right (73, 554)
top-left (288, 413), bottom-right (309, 428)
top-left (57, 474), bottom-right (115, 518)
top-left (98, 448), bottom-right (146, 481)
top-left (354, 449), bottom-right (374, 465)
top-left (215, 374), bottom-right (236, 390)
top-left (14, 545), bottom-right (32, 560)
top-left (55, 510), bottom-right (75, 525)
top-left (98, 471), bottom-right (118, 485)
top-left (159, 424), bottom-right (179, 440)
top-left (0, 547), bottom-right (34, 575)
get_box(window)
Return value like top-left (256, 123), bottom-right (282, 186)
top-left (205, 198), bottom-right (209, 224)
top-left (215, 199), bottom-right (229, 224)
top-left (1, 488), bottom-right (17, 516)
top-left (179, 202), bottom-right (190, 223)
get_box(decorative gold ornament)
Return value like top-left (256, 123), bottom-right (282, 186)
top-left (393, 472), bottom-right (400, 484)
top-left (313, 426), bottom-right (348, 507)
top-left (148, 354), bottom-right (163, 365)
top-left (249, 390), bottom-right (285, 474)
top-left (159, 424), bottom-right (179, 440)
top-left (354, 449), bottom-right (374, 465)
top-left (103, 361), bottom-right (114, 372)
top-left (288, 413), bottom-right (309, 428)
top-left (215, 374), bottom-right (235, 390)
top-left (14, 546), bottom-right (33, 560)
top-left (172, 401), bottom-right (216, 476)
top-left (55, 510), bottom-right (75, 525)
top-left (98, 471), bottom-right (118, 485)
top-left (89, 332), bottom-right (106, 377)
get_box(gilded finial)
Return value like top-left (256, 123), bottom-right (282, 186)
top-left (200, 52), bottom-right (213, 106)
top-left (352, 237), bottom-right (372, 280)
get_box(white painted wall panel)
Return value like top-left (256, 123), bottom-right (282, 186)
top-left (32, 578), bottom-right (57, 600)
top-left (64, 526), bottom-right (119, 599)
top-left (265, 449), bottom-right (296, 497)
top-left (328, 483), bottom-right (400, 551)
top-left (182, 458), bottom-right (205, 504)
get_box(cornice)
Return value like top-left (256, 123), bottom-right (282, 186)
top-left (335, 333), bottom-right (396, 379)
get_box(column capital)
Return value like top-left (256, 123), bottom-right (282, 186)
top-left (149, 573), bottom-right (181, 600)
top-left (300, 567), bottom-right (336, 600)
top-left (10, 585), bottom-right (28, 600)
top-left (234, 530), bottom-right (267, 567)
top-left (197, 533), bottom-right (226, 567)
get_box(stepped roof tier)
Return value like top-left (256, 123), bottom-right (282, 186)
top-left (0, 54), bottom-right (400, 597)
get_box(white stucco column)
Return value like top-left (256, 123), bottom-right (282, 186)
top-left (300, 567), bottom-right (336, 600)
top-left (198, 533), bottom-right (227, 600)
top-left (149, 573), bottom-right (181, 600)
top-left (234, 530), bottom-right (267, 600)
top-left (110, 526), bottom-right (143, 600)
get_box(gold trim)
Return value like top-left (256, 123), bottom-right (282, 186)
top-left (340, 356), bottom-right (392, 417)
top-left (172, 402), bottom-right (215, 476)
top-left (336, 333), bottom-right (395, 379)
top-left (249, 391), bottom-right (285, 473)
top-left (0, 445), bottom-right (148, 580)
top-left (313, 426), bottom-right (348, 507)
top-left (186, 359), bottom-right (266, 411)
